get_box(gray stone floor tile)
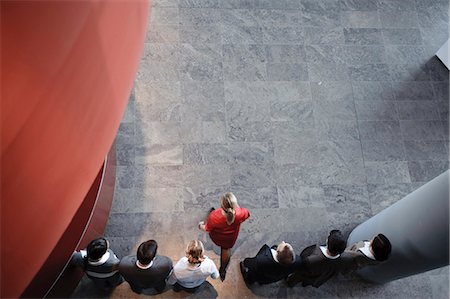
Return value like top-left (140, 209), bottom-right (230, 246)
top-left (344, 28), bottom-right (383, 45)
top-left (311, 81), bottom-right (353, 101)
top-left (408, 160), bottom-right (449, 182)
top-left (261, 26), bottom-right (305, 44)
top-left (184, 164), bottom-right (231, 187)
top-left (388, 63), bottom-right (430, 81)
top-left (221, 24), bottom-right (263, 44)
top-left (349, 64), bottom-right (391, 81)
top-left (364, 161), bottom-right (411, 184)
top-left (400, 120), bottom-right (447, 141)
top-left (339, 0), bottom-right (378, 11)
top-left (135, 143), bottom-right (183, 165)
top-left (377, 0), bottom-right (417, 12)
top-left (226, 99), bottom-right (271, 122)
top-left (304, 26), bottom-right (345, 45)
top-left (231, 186), bottom-right (279, 209)
top-left (384, 45), bottom-right (427, 65)
top-left (379, 11), bottom-right (419, 28)
top-left (180, 24), bottom-right (222, 43)
top-left (309, 63), bottom-right (350, 81)
top-left (403, 140), bottom-right (448, 161)
top-left (302, 11), bottom-right (341, 28)
top-left (266, 45), bottom-right (306, 63)
top-left (361, 139), bottom-right (406, 161)
top-left (315, 120), bottom-right (360, 141)
top-left (432, 82), bottom-right (450, 102)
top-left (367, 183), bottom-right (412, 214)
top-left (150, 7), bottom-right (180, 25)
top-left (352, 81), bottom-right (395, 101)
top-left (341, 11), bottom-right (380, 28)
top-left (278, 185), bottom-right (326, 208)
top-left (183, 143), bottom-right (230, 164)
top-left (396, 101), bottom-right (441, 120)
top-left (382, 28), bottom-right (422, 45)
top-left (228, 120), bottom-right (272, 142)
top-left (146, 24), bottom-right (179, 43)
top-left (179, 0), bottom-right (219, 8)
top-left (358, 120), bottom-right (402, 140)
top-left (231, 163), bottom-right (276, 188)
top-left (229, 142), bottom-right (274, 164)
top-left (355, 100), bottom-right (398, 120)
top-left (179, 8), bottom-right (222, 26)
top-left (270, 100), bottom-right (313, 122)
top-left (267, 63), bottom-right (309, 81)
top-left (224, 81), bottom-right (303, 102)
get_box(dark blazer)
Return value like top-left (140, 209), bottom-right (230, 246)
top-left (242, 244), bottom-right (301, 285)
top-left (119, 255), bottom-right (173, 293)
top-left (345, 241), bottom-right (379, 270)
top-left (288, 245), bottom-right (354, 288)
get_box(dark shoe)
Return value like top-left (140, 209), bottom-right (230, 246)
top-left (219, 268), bottom-right (227, 281)
top-left (209, 207), bottom-right (215, 213)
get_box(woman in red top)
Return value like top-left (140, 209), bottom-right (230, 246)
top-left (199, 192), bottom-right (250, 281)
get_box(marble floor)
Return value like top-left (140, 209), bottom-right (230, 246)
top-left (71, 0), bottom-right (449, 298)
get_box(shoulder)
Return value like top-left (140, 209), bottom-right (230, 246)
top-left (236, 207), bottom-right (250, 220)
top-left (156, 255), bottom-right (173, 266)
top-left (300, 244), bottom-right (319, 257)
top-left (119, 255), bottom-right (135, 268)
top-left (202, 257), bottom-right (218, 270)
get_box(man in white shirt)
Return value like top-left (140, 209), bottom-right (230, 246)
top-left (169, 240), bottom-right (219, 292)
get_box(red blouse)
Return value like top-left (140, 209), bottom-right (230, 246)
top-left (204, 207), bottom-right (250, 249)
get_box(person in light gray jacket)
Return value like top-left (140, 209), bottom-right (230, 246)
top-left (168, 240), bottom-right (219, 292)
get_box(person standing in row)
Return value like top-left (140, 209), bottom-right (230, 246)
top-left (346, 233), bottom-right (392, 269)
top-left (169, 240), bottom-right (219, 292)
top-left (71, 237), bottom-right (123, 292)
top-left (240, 241), bottom-right (301, 285)
top-left (119, 240), bottom-right (172, 294)
top-left (199, 192), bottom-right (250, 281)
top-left (286, 230), bottom-right (353, 288)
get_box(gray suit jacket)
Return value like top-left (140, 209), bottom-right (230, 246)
top-left (292, 245), bottom-right (355, 288)
top-left (119, 255), bottom-right (173, 292)
top-left (345, 241), bottom-right (379, 269)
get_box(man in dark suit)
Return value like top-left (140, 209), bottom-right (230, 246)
top-left (286, 230), bottom-right (353, 288)
top-left (240, 241), bottom-right (301, 285)
top-left (119, 240), bottom-right (173, 294)
top-left (346, 233), bottom-right (392, 269)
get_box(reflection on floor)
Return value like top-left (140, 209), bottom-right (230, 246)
top-left (71, 0), bottom-right (449, 298)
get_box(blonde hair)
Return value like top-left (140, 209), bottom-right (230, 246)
top-left (221, 192), bottom-right (238, 225)
top-left (186, 240), bottom-right (204, 264)
top-left (277, 242), bottom-right (294, 265)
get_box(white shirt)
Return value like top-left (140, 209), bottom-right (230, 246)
top-left (271, 249), bottom-right (279, 263)
top-left (320, 246), bottom-right (340, 259)
top-left (169, 256), bottom-right (219, 288)
top-left (358, 241), bottom-right (376, 260)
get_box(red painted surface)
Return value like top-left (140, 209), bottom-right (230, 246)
top-left (0, 1), bottom-right (149, 298)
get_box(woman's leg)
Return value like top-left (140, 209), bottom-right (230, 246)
top-left (219, 248), bottom-right (231, 281)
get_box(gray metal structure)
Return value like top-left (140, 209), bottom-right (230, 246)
top-left (347, 171), bottom-right (449, 283)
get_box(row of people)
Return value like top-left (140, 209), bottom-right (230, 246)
top-left (72, 192), bottom-right (392, 293)
top-left (72, 231), bottom-right (391, 293)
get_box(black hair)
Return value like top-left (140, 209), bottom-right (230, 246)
top-left (372, 234), bottom-right (392, 261)
top-left (137, 240), bottom-right (158, 265)
top-left (86, 237), bottom-right (108, 261)
top-left (327, 230), bottom-right (346, 255)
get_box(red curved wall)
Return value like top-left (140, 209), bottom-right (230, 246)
top-left (0, 1), bottom-right (149, 297)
